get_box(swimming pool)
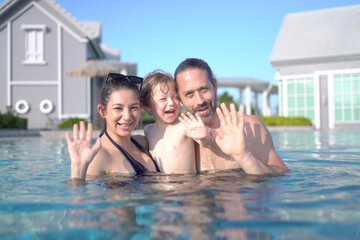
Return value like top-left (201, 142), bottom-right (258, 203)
top-left (0, 129), bottom-right (359, 239)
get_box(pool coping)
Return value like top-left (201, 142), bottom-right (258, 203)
top-left (0, 126), bottom-right (318, 138)
top-left (0, 129), bottom-right (144, 138)
top-left (2, 126), bottom-right (360, 138)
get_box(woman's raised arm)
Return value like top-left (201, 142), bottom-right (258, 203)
top-left (65, 121), bottom-right (101, 182)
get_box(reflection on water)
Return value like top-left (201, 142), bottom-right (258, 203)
top-left (0, 130), bottom-right (360, 239)
top-left (65, 172), bottom-right (274, 239)
top-left (273, 129), bottom-right (360, 151)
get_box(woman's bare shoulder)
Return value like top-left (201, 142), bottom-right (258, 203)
top-left (87, 148), bottom-right (110, 176)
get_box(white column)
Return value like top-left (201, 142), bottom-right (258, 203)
top-left (283, 80), bottom-right (288, 117)
top-left (254, 91), bottom-right (258, 115)
top-left (245, 86), bottom-right (251, 115)
top-left (314, 73), bottom-right (321, 130)
top-left (262, 91), bottom-right (270, 116)
top-left (238, 88), bottom-right (244, 112)
top-left (328, 74), bottom-right (335, 129)
top-left (86, 76), bottom-right (91, 121)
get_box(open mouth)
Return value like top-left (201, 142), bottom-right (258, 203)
top-left (165, 109), bottom-right (177, 117)
top-left (195, 105), bottom-right (209, 115)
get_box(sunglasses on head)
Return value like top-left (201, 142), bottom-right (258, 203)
top-left (105, 73), bottom-right (143, 91)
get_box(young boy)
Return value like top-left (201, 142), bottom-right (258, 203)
top-left (140, 70), bottom-right (212, 174)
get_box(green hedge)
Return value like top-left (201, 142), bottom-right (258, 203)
top-left (258, 116), bottom-right (312, 126)
top-left (58, 118), bottom-right (89, 129)
top-left (0, 111), bottom-right (28, 129)
top-left (140, 111), bottom-right (312, 127)
top-left (141, 111), bottom-right (155, 126)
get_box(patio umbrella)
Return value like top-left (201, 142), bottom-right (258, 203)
top-left (66, 59), bottom-right (120, 77)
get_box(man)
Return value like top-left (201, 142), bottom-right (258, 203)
top-left (174, 58), bottom-right (289, 175)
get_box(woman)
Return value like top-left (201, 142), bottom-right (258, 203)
top-left (66, 73), bottom-right (160, 182)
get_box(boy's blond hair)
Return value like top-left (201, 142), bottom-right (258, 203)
top-left (140, 70), bottom-right (176, 107)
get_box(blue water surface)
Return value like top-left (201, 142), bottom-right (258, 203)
top-left (0, 130), bottom-right (359, 240)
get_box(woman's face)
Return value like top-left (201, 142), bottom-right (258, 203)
top-left (102, 89), bottom-right (141, 136)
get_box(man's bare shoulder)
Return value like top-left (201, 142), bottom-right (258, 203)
top-left (244, 114), bottom-right (269, 134)
top-left (244, 114), bottom-right (265, 125)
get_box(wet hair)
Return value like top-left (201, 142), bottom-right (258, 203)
top-left (100, 74), bottom-right (140, 108)
top-left (140, 70), bottom-right (175, 107)
top-left (174, 58), bottom-right (217, 88)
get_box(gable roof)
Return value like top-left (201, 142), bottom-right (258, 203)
top-left (0, 0), bottom-right (100, 39)
top-left (0, 0), bottom-right (104, 57)
top-left (42, 0), bottom-right (101, 40)
top-left (270, 4), bottom-right (360, 66)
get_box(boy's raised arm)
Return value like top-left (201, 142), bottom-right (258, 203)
top-left (179, 112), bottom-right (213, 148)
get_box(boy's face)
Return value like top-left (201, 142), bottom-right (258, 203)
top-left (147, 82), bottom-right (180, 124)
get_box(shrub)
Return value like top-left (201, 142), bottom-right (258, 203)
top-left (141, 111), bottom-right (155, 126)
top-left (0, 111), bottom-right (28, 129)
top-left (218, 92), bottom-right (239, 110)
top-left (257, 116), bottom-right (312, 126)
top-left (58, 118), bottom-right (88, 129)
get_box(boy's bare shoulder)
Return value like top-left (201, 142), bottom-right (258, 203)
top-left (172, 119), bottom-right (187, 132)
top-left (144, 123), bottom-right (156, 135)
top-left (162, 120), bottom-right (187, 140)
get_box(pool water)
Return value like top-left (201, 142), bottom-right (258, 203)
top-left (0, 130), bottom-right (359, 239)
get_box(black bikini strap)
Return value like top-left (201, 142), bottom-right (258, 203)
top-left (104, 130), bottom-right (147, 174)
top-left (131, 137), bottom-right (161, 172)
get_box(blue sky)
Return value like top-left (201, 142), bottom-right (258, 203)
top-left (52, 0), bottom-right (359, 109)
top-left (3, 0), bottom-right (359, 112)
top-left (51, 0), bottom-right (358, 77)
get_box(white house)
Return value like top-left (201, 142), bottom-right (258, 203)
top-left (270, 4), bottom-right (360, 129)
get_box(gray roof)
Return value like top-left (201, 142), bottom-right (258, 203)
top-left (101, 44), bottom-right (120, 61)
top-left (0, 0), bottom-right (101, 40)
top-left (0, 0), bottom-right (104, 58)
top-left (218, 78), bottom-right (278, 94)
top-left (81, 21), bottom-right (102, 40)
top-left (270, 4), bottom-right (360, 65)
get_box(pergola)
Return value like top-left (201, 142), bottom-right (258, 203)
top-left (217, 78), bottom-right (278, 116)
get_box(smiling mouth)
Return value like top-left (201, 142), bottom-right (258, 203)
top-left (165, 109), bottom-right (177, 117)
top-left (195, 105), bottom-right (209, 115)
top-left (117, 122), bottom-right (133, 128)
top-left (165, 109), bottom-right (175, 114)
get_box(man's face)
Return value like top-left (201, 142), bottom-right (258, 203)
top-left (176, 69), bottom-right (217, 123)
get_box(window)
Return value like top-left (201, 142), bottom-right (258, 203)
top-left (281, 77), bottom-right (315, 122)
top-left (334, 74), bottom-right (360, 122)
top-left (21, 25), bottom-right (46, 65)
